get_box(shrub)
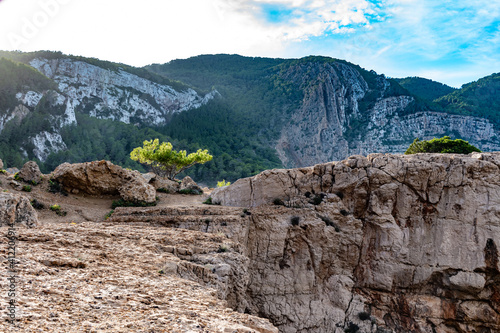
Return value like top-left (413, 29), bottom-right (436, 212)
top-left (30, 199), bottom-right (44, 210)
top-left (0, 169), bottom-right (6, 174)
top-left (217, 245), bottom-right (229, 253)
top-left (290, 216), bottom-right (300, 226)
top-left (48, 179), bottom-right (67, 196)
top-left (319, 215), bottom-right (340, 232)
top-left (179, 188), bottom-right (202, 195)
top-left (157, 187), bottom-right (170, 193)
top-left (130, 139), bottom-right (213, 180)
top-left (309, 194), bottom-right (325, 205)
top-left (104, 210), bottom-right (114, 220)
top-left (22, 185), bottom-right (32, 192)
top-left (405, 136), bottom-right (481, 154)
top-left (50, 204), bottom-right (67, 216)
top-left (217, 179), bottom-right (231, 187)
top-left (358, 311), bottom-right (371, 321)
top-left (273, 198), bottom-right (285, 206)
top-left (203, 197), bottom-right (220, 205)
top-left (111, 199), bottom-right (157, 209)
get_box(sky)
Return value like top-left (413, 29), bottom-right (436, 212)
top-left (0, 0), bottom-right (498, 88)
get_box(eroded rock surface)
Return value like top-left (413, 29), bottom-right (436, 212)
top-left (0, 192), bottom-right (38, 227)
top-left (212, 152), bottom-right (500, 333)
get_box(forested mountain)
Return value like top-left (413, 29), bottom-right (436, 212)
top-left (394, 76), bottom-right (457, 101)
top-left (0, 51), bottom-right (499, 185)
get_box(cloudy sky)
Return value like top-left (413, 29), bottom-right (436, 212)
top-left (0, 0), bottom-right (498, 87)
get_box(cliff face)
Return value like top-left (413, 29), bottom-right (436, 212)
top-left (275, 61), bottom-right (500, 168)
top-left (29, 58), bottom-right (217, 126)
top-left (212, 152), bottom-right (500, 332)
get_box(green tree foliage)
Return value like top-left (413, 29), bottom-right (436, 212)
top-left (395, 77), bottom-right (457, 101)
top-left (405, 136), bottom-right (481, 155)
top-left (130, 139), bottom-right (213, 180)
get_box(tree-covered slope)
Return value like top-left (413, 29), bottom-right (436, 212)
top-left (395, 76), bottom-right (456, 101)
top-left (435, 73), bottom-right (500, 122)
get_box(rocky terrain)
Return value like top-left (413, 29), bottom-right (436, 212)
top-left (2, 152), bottom-right (500, 332)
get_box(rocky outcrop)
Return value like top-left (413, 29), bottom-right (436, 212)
top-left (180, 176), bottom-right (203, 194)
top-left (211, 152), bottom-right (500, 332)
top-left (0, 192), bottom-right (38, 227)
top-left (18, 161), bottom-right (42, 184)
top-left (52, 160), bottom-right (156, 203)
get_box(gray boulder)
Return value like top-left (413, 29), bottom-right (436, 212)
top-left (0, 192), bottom-right (38, 227)
top-left (18, 161), bottom-right (42, 184)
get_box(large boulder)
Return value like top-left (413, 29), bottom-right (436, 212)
top-left (152, 178), bottom-right (181, 193)
top-left (0, 192), bottom-right (38, 227)
top-left (52, 161), bottom-right (156, 203)
top-left (118, 178), bottom-right (157, 203)
top-left (180, 176), bottom-right (203, 195)
top-left (18, 161), bottom-right (42, 184)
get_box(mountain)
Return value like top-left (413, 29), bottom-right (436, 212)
top-left (394, 76), bottom-right (457, 101)
top-left (1, 51), bottom-right (500, 185)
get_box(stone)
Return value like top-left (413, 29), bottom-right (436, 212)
top-left (141, 172), bottom-right (156, 183)
top-left (118, 178), bottom-right (156, 204)
top-left (152, 177), bottom-right (180, 193)
top-left (52, 160), bottom-right (156, 203)
top-left (0, 158), bottom-right (3, 170)
top-left (0, 192), bottom-right (38, 227)
top-left (180, 176), bottom-right (202, 194)
top-left (9, 179), bottom-right (23, 191)
top-left (18, 161), bottom-right (43, 184)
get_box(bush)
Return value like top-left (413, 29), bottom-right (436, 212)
top-left (22, 185), bottom-right (31, 192)
top-left (111, 199), bottom-right (157, 209)
top-left (0, 169), bottom-right (6, 174)
top-left (290, 216), bottom-right (300, 226)
top-left (405, 136), bottom-right (481, 154)
top-left (50, 204), bottom-right (67, 216)
top-left (309, 194), bottom-right (325, 205)
top-left (217, 179), bottom-right (231, 187)
top-left (157, 187), bottom-right (170, 193)
top-left (48, 179), bottom-right (67, 196)
top-left (203, 197), bottom-right (220, 205)
top-left (273, 198), bottom-right (285, 206)
top-left (319, 215), bottom-right (340, 232)
top-left (179, 188), bottom-right (202, 195)
top-left (130, 139), bottom-right (213, 180)
top-left (30, 199), bottom-right (44, 210)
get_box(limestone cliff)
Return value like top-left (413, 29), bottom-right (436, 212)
top-left (275, 61), bottom-right (500, 168)
top-left (211, 152), bottom-right (500, 332)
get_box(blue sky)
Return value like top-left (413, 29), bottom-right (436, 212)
top-left (0, 0), bottom-right (498, 87)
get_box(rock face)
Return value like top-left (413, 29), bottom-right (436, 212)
top-left (52, 160), bottom-right (156, 203)
top-left (275, 61), bottom-right (500, 168)
top-left (0, 192), bottom-right (38, 227)
top-left (212, 152), bottom-right (500, 333)
top-left (18, 161), bottom-right (43, 184)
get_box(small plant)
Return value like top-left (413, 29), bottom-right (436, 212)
top-left (111, 199), bottom-right (157, 209)
top-left (158, 269), bottom-right (165, 275)
top-left (157, 187), bottom-right (170, 193)
top-left (203, 197), bottom-right (220, 205)
top-left (273, 198), bottom-right (285, 206)
top-left (48, 179), bottom-right (67, 196)
top-left (217, 179), bottom-right (231, 188)
top-left (30, 180), bottom-right (38, 186)
top-left (358, 311), bottom-right (371, 321)
top-left (179, 188), bottom-right (202, 195)
top-left (309, 194), bottom-right (325, 206)
top-left (104, 210), bottom-right (114, 220)
top-left (217, 245), bottom-right (229, 253)
top-left (243, 208), bottom-right (251, 215)
top-left (30, 199), bottom-right (44, 210)
top-left (304, 191), bottom-right (311, 198)
top-left (344, 322), bottom-right (360, 333)
top-left (0, 169), bottom-right (6, 174)
top-left (14, 173), bottom-right (21, 181)
top-left (319, 215), bottom-right (340, 232)
top-left (50, 204), bottom-right (67, 216)
top-left (290, 216), bottom-right (300, 226)
top-left (22, 185), bottom-right (32, 192)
